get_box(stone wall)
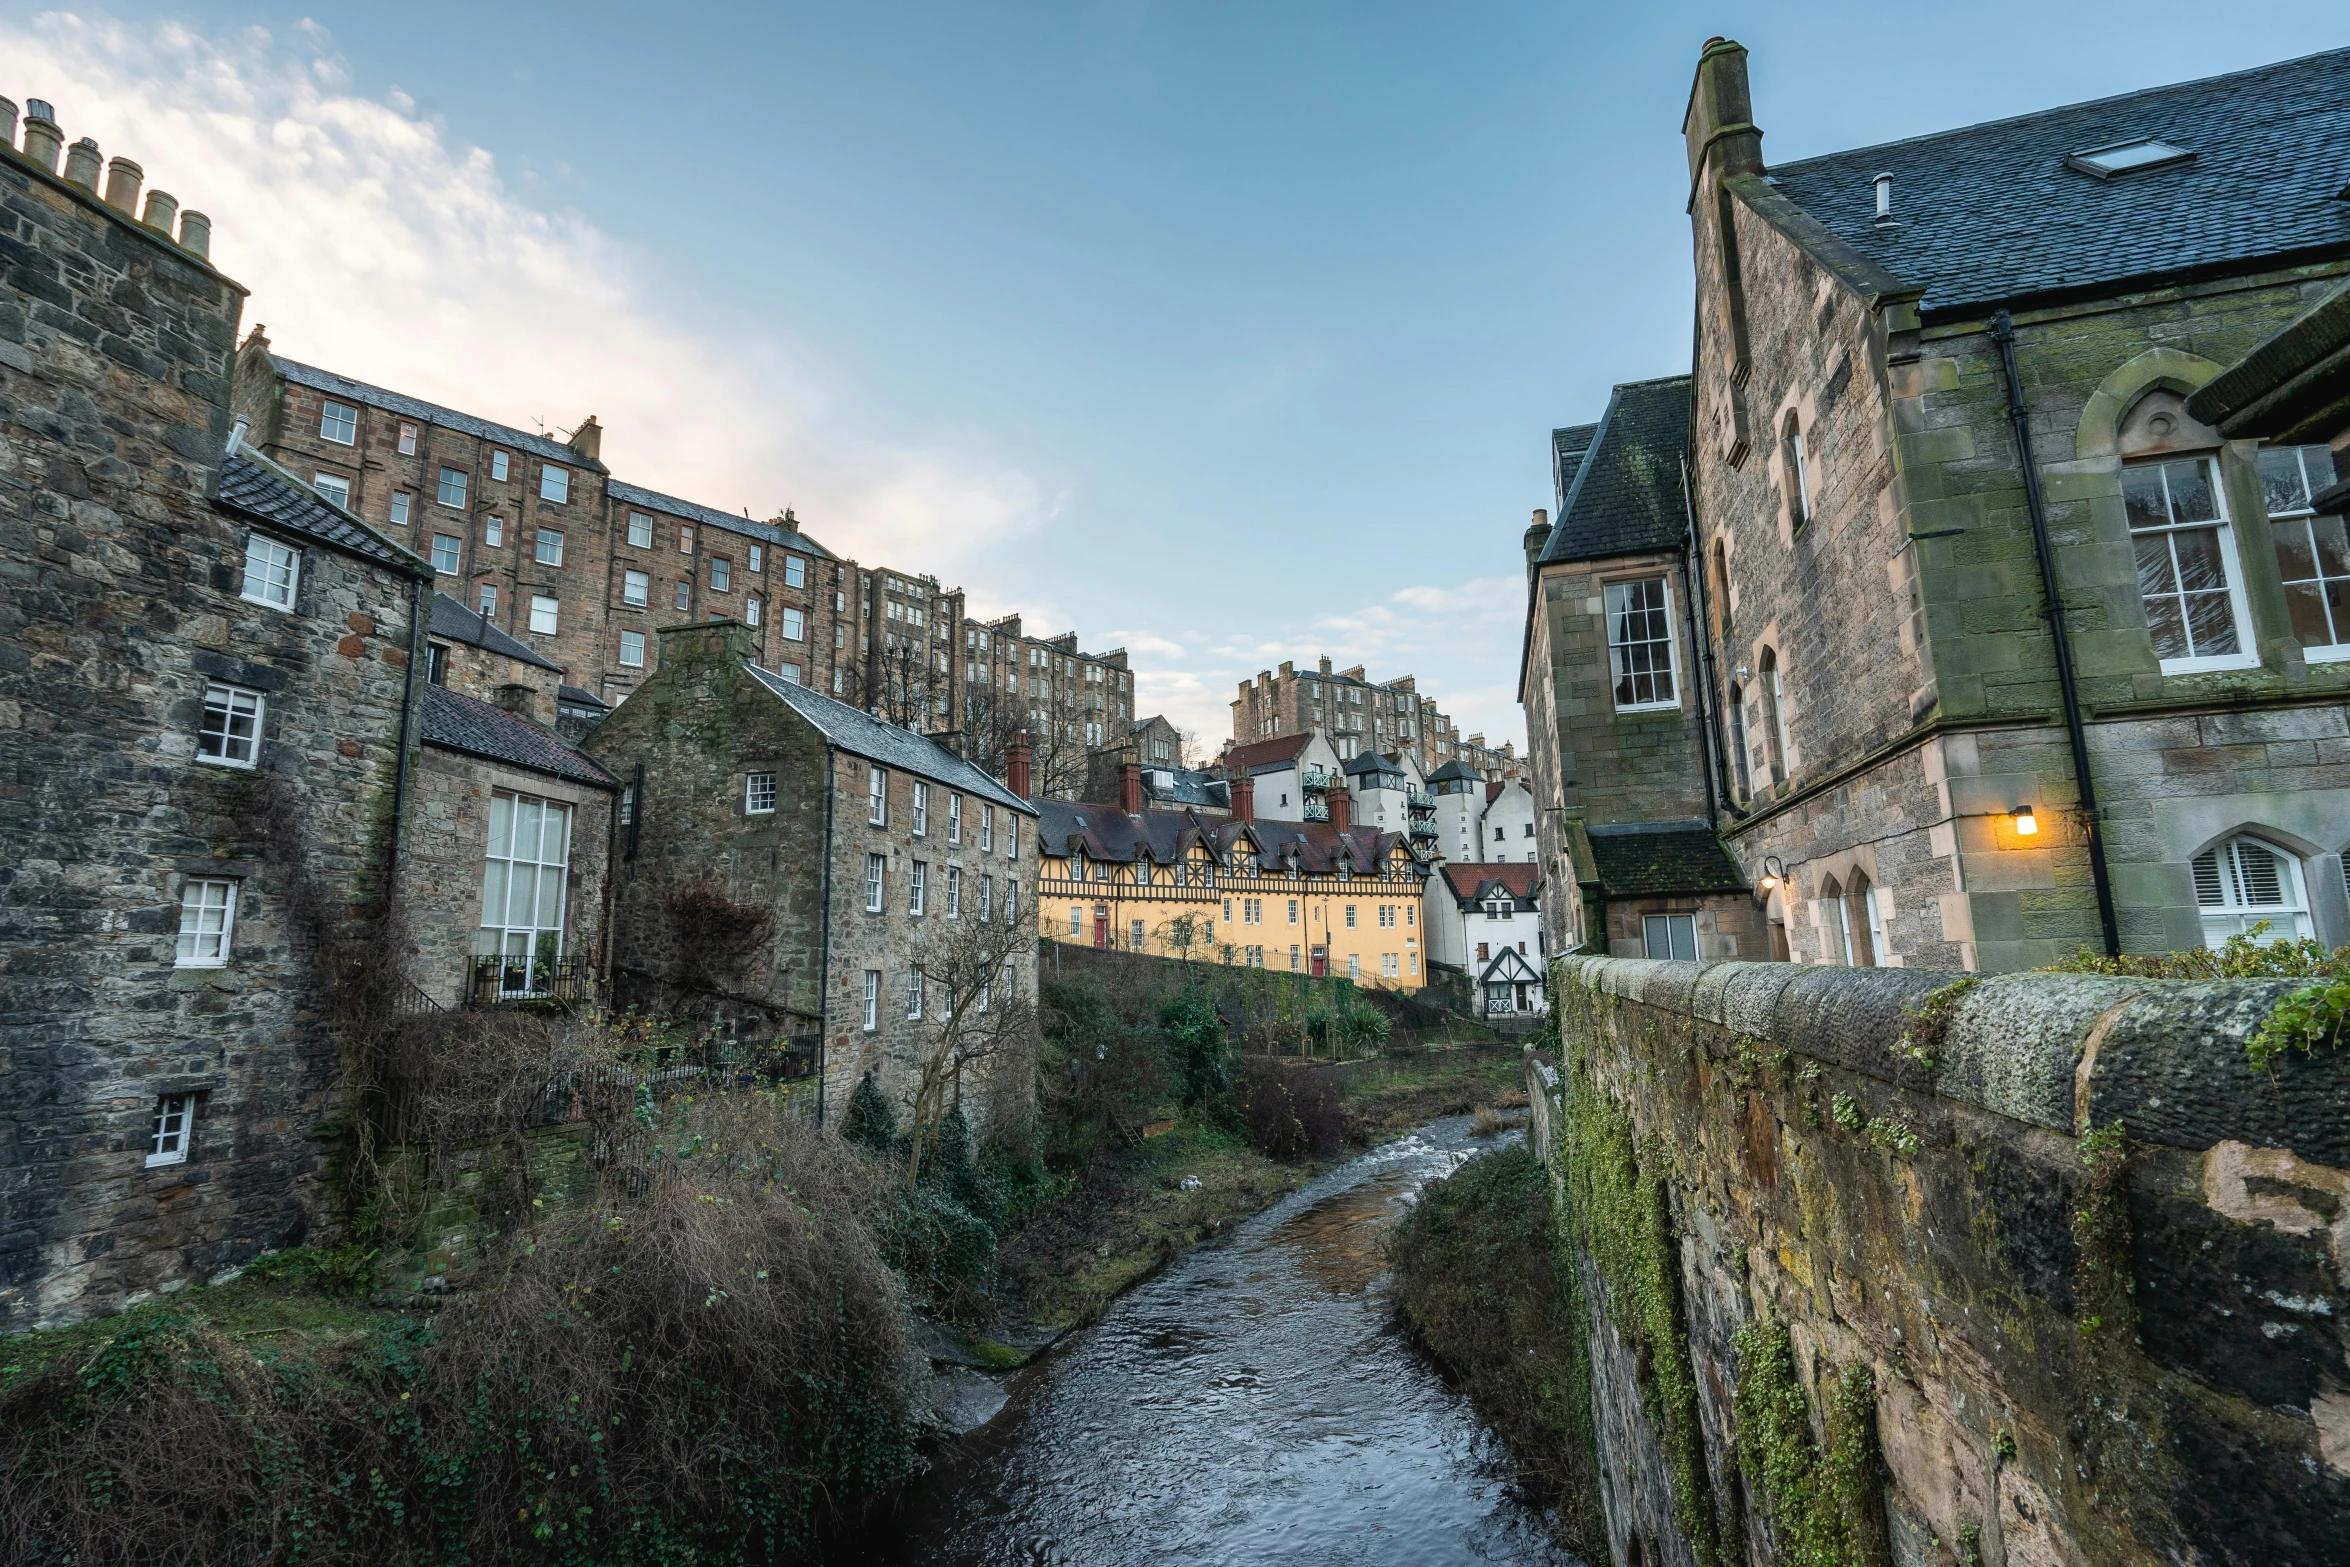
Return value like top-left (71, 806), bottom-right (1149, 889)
top-left (0, 139), bottom-right (422, 1328)
top-left (1529, 955), bottom-right (2349, 1566)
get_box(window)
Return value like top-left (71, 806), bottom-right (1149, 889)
top-left (242, 534), bottom-right (300, 607)
top-left (1070, 905), bottom-right (1083, 937)
top-left (866, 853), bottom-right (887, 912)
top-left (679, 525), bottom-right (695, 555)
top-left (628, 511), bottom-right (654, 548)
top-left (945, 865), bottom-right (962, 917)
top-left (1846, 871), bottom-right (1880, 967)
top-left (2193, 836), bottom-right (2312, 947)
top-left (1758, 648), bottom-right (1788, 785)
top-left (540, 464), bottom-right (570, 503)
top-left (1288, 899), bottom-right (1299, 924)
top-left (1007, 879), bottom-right (1018, 923)
top-left (1345, 905), bottom-right (1357, 929)
top-left (478, 583), bottom-right (498, 618)
top-left (2065, 137), bottom-right (2193, 179)
top-left (1383, 953), bottom-right (1399, 978)
top-left (1781, 410), bottom-right (1811, 529)
top-left (907, 969), bottom-right (924, 1020)
top-left (675, 581), bottom-right (691, 611)
top-left (535, 527), bottom-right (564, 566)
top-left (397, 421), bottom-right (419, 455)
top-left (785, 555), bottom-right (806, 589)
top-left (619, 629), bottom-right (645, 667)
top-left (712, 556), bottom-right (731, 592)
top-left (1406, 905), bottom-right (1415, 927)
top-left (1006, 818), bottom-right (1018, 861)
top-left (1643, 913), bottom-right (1698, 961)
top-left (479, 792), bottom-right (572, 968)
top-left (980, 805), bottom-right (993, 852)
top-left (980, 874), bottom-right (994, 921)
top-left (484, 515), bottom-right (505, 548)
top-left (197, 684), bottom-right (263, 767)
top-left (746, 772), bottom-right (776, 814)
top-left (2262, 445), bottom-right (2348, 657)
top-left (176, 877), bottom-right (237, 967)
top-left (868, 767), bottom-right (888, 825)
top-left (910, 861), bottom-right (927, 915)
top-left (862, 971), bottom-right (880, 1030)
top-left (148, 1093), bottom-right (196, 1167)
top-left (1347, 954), bottom-right (1361, 980)
top-left (318, 399), bottom-right (357, 444)
top-left (529, 595), bottom-right (559, 635)
top-left (624, 569), bottom-right (650, 607)
top-left (437, 467), bottom-right (468, 508)
top-left (1379, 904), bottom-right (1396, 928)
top-left (427, 643), bottom-right (449, 685)
top-left (2124, 455), bottom-right (2252, 669)
top-left (486, 450), bottom-right (509, 483)
top-left (312, 472), bottom-right (351, 508)
top-left (782, 607), bottom-right (805, 641)
top-left (390, 490), bottom-right (412, 527)
top-left (1727, 681), bottom-right (1752, 797)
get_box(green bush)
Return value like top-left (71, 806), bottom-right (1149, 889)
top-left (1160, 987), bottom-right (1228, 1111)
top-left (843, 1071), bottom-right (899, 1154)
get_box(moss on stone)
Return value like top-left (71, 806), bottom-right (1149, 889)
top-left (1731, 1317), bottom-right (1892, 1567)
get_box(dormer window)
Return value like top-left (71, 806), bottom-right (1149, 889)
top-left (2065, 138), bottom-right (2193, 179)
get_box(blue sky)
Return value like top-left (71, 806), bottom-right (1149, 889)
top-left (12, 3), bottom-right (2345, 753)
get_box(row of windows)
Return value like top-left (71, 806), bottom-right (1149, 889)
top-left (864, 768), bottom-right (1018, 855)
top-left (863, 853), bottom-right (1019, 923)
top-left (1220, 896), bottom-right (1415, 930)
top-left (316, 399), bottom-right (573, 504)
top-left (859, 960), bottom-right (1017, 1030)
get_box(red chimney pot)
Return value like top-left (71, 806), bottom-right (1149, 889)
top-left (1230, 773), bottom-right (1255, 824)
top-left (1327, 783), bottom-right (1351, 835)
top-left (1005, 732), bottom-right (1034, 800)
top-left (1119, 760), bottom-right (1143, 815)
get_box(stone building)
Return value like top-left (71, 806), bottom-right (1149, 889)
top-left (583, 622), bottom-right (1037, 1128)
top-left (1230, 655), bottom-right (1489, 772)
top-left (1037, 765), bottom-right (1432, 986)
top-left (1422, 863), bottom-right (1547, 1017)
top-left (1130, 712), bottom-right (1185, 766)
top-left (1528, 41), bottom-right (2350, 970)
top-left (957, 613), bottom-right (1133, 798)
top-left (0, 98), bottom-right (439, 1329)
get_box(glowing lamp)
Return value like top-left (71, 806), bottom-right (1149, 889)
top-left (2011, 805), bottom-right (2039, 837)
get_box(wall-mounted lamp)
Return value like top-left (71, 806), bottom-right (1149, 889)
top-left (1755, 854), bottom-right (1787, 903)
top-left (2011, 805), bottom-right (2039, 837)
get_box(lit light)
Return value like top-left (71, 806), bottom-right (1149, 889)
top-left (2012, 805), bottom-right (2039, 836)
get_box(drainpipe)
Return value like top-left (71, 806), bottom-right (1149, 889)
top-left (385, 569), bottom-right (427, 906)
top-left (1992, 310), bottom-right (2121, 957)
top-left (815, 744), bottom-right (837, 1126)
top-left (1678, 456), bottom-right (1729, 829)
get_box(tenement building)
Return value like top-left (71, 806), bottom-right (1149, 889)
top-left (1232, 656), bottom-right (1489, 772)
top-left (958, 614), bottom-right (1133, 798)
top-left (1526, 42), bottom-right (2350, 970)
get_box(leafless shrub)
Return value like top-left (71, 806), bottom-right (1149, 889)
top-left (662, 873), bottom-right (777, 988)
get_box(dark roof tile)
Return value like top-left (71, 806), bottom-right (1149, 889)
top-left (1439, 862), bottom-right (1542, 904)
top-left (217, 451), bottom-right (430, 577)
top-left (742, 663), bottom-right (1034, 815)
top-left (1538, 376), bottom-right (1692, 566)
top-left (429, 591), bottom-right (562, 671)
top-left (1585, 828), bottom-right (1747, 897)
top-left (421, 686), bottom-right (616, 788)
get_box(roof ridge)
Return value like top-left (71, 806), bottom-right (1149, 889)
top-left (272, 355), bottom-right (590, 467)
top-left (1770, 45), bottom-right (2350, 173)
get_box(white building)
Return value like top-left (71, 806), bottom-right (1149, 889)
top-left (1425, 863), bottom-right (1547, 1017)
top-left (1430, 762), bottom-right (1537, 864)
top-left (1219, 729), bottom-right (1345, 824)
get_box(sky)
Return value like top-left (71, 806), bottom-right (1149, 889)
top-left (9, 2), bottom-right (2344, 756)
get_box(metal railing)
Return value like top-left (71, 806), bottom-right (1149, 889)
top-left (1406, 789), bottom-right (1436, 811)
top-left (467, 954), bottom-right (598, 1009)
top-left (1302, 798), bottom-right (1331, 822)
top-left (1300, 766), bottom-right (1336, 792)
top-left (1408, 818), bottom-right (1438, 838)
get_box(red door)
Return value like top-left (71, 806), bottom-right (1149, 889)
top-left (1310, 945), bottom-right (1327, 977)
top-left (1093, 906), bottom-right (1109, 948)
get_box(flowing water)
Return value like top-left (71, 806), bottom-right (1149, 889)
top-left (864, 1117), bottom-right (1584, 1566)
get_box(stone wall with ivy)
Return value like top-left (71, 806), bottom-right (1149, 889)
top-left (1527, 954), bottom-right (2348, 1567)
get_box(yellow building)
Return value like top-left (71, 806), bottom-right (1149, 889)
top-left (1033, 785), bottom-right (1430, 988)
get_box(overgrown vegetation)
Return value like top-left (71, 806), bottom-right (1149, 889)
top-left (2071, 1120), bottom-right (2135, 1345)
top-left (1389, 1145), bottom-right (1605, 1560)
top-left (1232, 1056), bottom-right (1345, 1160)
top-left (1894, 975), bottom-right (1979, 1071)
top-left (2043, 929), bottom-right (2350, 1071)
top-left (1730, 1319), bottom-right (1892, 1567)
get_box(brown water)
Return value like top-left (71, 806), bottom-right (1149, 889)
top-left (861, 1118), bottom-right (1584, 1566)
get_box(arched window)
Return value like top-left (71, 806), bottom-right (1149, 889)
top-left (1709, 539), bottom-right (1731, 634)
top-left (1727, 681), bottom-right (1752, 799)
top-left (2119, 390), bottom-right (2251, 670)
top-left (2192, 836), bottom-right (2312, 947)
top-left (1819, 875), bottom-right (1851, 964)
top-left (1781, 410), bottom-right (1811, 530)
top-left (1846, 870), bottom-right (1881, 967)
top-left (1758, 647), bottom-right (1788, 786)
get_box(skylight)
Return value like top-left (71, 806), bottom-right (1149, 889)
top-left (2066, 138), bottom-right (2194, 179)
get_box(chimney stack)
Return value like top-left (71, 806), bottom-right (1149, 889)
top-left (1327, 783), bottom-right (1351, 834)
top-left (1683, 37), bottom-right (1762, 189)
top-left (1524, 507), bottom-right (1552, 570)
top-left (1318, 655), bottom-right (1333, 678)
top-left (21, 102), bottom-right (60, 174)
top-left (177, 210), bottom-right (211, 259)
top-left (62, 136), bottom-right (102, 191)
top-left (140, 188), bottom-right (178, 234)
top-left (1119, 760), bottom-right (1143, 815)
top-left (1005, 733), bottom-right (1034, 800)
top-left (102, 155), bottom-right (141, 213)
top-left (1230, 772), bottom-right (1255, 824)
top-left (0, 98), bottom-right (16, 150)
top-left (568, 415), bottom-right (603, 464)
top-left (493, 682), bottom-right (546, 724)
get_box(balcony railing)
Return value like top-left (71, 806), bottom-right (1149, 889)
top-left (468, 954), bottom-right (598, 1009)
top-left (1300, 766), bottom-right (1336, 792)
top-left (1406, 790), bottom-right (1436, 811)
top-left (1302, 798), bottom-right (1331, 822)
top-left (1408, 818), bottom-right (1438, 838)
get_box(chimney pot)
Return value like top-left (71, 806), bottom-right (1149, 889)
top-left (63, 136), bottom-right (102, 191)
top-left (102, 155), bottom-right (142, 212)
top-left (140, 189), bottom-right (179, 233)
top-left (1231, 772), bottom-right (1255, 824)
top-left (20, 106), bottom-right (60, 173)
top-left (177, 210), bottom-right (212, 259)
top-left (1119, 760), bottom-right (1143, 815)
top-left (0, 98), bottom-right (16, 150)
top-left (1873, 172), bottom-right (1895, 224)
top-left (1524, 506), bottom-right (1554, 570)
top-left (1327, 783), bottom-right (1352, 835)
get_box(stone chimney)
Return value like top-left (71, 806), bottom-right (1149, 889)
top-left (1524, 507), bottom-right (1552, 570)
top-left (1683, 37), bottom-right (1763, 189)
top-left (62, 136), bottom-right (102, 191)
top-left (1119, 760), bottom-right (1143, 814)
top-left (493, 681), bottom-right (545, 725)
top-left (1318, 656), bottom-right (1333, 678)
top-left (1230, 772), bottom-right (1255, 824)
top-left (102, 155), bottom-right (141, 213)
top-left (20, 101), bottom-right (61, 173)
top-left (0, 97), bottom-right (15, 150)
top-left (1327, 783), bottom-right (1351, 834)
top-left (1005, 733), bottom-right (1034, 800)
top-left (568, 415), bottom-right (603, 464)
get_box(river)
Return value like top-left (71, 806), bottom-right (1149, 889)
top-left (863, 1116), bottom-right (1584, 1566)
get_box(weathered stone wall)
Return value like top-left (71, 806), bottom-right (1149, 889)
top-left (0, 141), bottom-right (422, 1328)
top-left (1530, 954), bottom-right (2349, 1566)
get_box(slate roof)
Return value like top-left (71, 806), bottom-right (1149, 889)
top-left (1429, 759), bottom-right (1484, 785)
top-left (1537, 375), bottom-right (1692, 566)
top-left (274, 357), bottom-right (594, 469)
top-left (420, 686), bottom-right (616, 789)
top-left (558, 684), bottom-right (610, 712)
top-left (216, 451), bottom-right (431, 577)
top-left (1766, 47), bottom-right (2350, 321)
top-left (1223, 733), bottom-right (1314, 773)
top-left (1143, 767), bottom-right (1227, 809)
top-left (1439, 862), bottom-right (1542, 906)
top-left (1036, 800), bottom-right (1421, 880)
top-left (1584, 828), bottom-right (1747, 897)
top-left (607, 479), bottom-right (835, 559)
top-left (428, 591), bottom-right (562, 671)
top-left (1343, 752), bottom-right (1406, 785)
top-left (742, 663), bottom-right (1034, 815)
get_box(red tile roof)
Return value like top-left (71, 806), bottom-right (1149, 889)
top-left (1439, 862), bottom-right (1542, 903)
top-left (1222, 733), bottom-right (1313, 772)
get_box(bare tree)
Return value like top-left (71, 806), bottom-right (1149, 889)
top-left (845, 633), bottom-right (948, 731)
top-left (900, 906), bottom-right (1038, 1190)
top-left (960, 680), bottom-right (1105, 800)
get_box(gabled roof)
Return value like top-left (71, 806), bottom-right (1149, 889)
top-left (1481, 947), bottom-right (1543, 984)
top-left (1223, 733), bottom-right (1314, 773)
top-left (216, 451), bottom-right (431, 578)
top-left (429, 591), bottom-right (562, 672)
top-left (558, 684), bottom-right (610, 712)
top-left (1429, 759), bottom-right (1484, 785)
top-left (1767, 47), bottom-right (2350, 321)
top-left (1227, 818), bottom-right (1418, 879)
top-left (1440, 862), bottom-right (1541, 905)
top-left (742, 663), bottom-right (1034, 815)
top-left (607, 479), bottom-right (835, 559)
top-left (420, 686), bottom-right (616, 789)
top-left (1034, 801), bottom-right (1421, 881)
top-left (1537, 375), bottom-right (1692, 566)
top-left (272, 356), bottom-right (595, 469)
top-left (1343, 751), bottom-right (1404, 782)
top-left (1584, 828), bottom-right (1747, 897)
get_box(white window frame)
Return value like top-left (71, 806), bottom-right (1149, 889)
top-left (478, 583), bottom-right (498, 618)
top-left (782, 606), bottom-right (806, 642)
top-left (528, 595), bottom-right (559, 636)
top-left (175, 877), bottom-right (238, 968)
top-left (431, 534), bottom-right (461, 576)
top-left (868, 767), bottom-right (888, 826)
top-left (478, 792), bottom-right (573, 976)
top-left (490, 450), bottom-right (511, 482)
top-left (628, 511), bottom-right (654, 548)
top-left (389, 490), bottom-right (412, 527)
top-left (534, 527), bottom-right (564, 566)
top-left (862, 970), bottom-right (880, 1031)
top-left (624, 569), bottom-right (650, 607)
top-left (2193, 836), bottom-right (2314, 948)
top-left (679, 525), bottom-right (695, 555)
top-left (981, 874), bottom-right (994, 922)
top-left (910, 860), bottom-right (927, 916)
top-left (1604, 575), bottom-right (1679, 711)
top-left (675, 581), bottom-right (691, 611)
top-left (484, 515), bottom-right (505, 548)
top-left (2260, 444), bottom-right (2350, 662)
top-left (948, 793), bottom-right (964, 844)
top-left (912, 781), bottom-right (930, 836)
top-left (437, 467), bottom-right (468, 508)
top-left (540, 464), bottom-right (571, 504)
top-left (746, 772), bottom-right (776, 814)
top-left (396, 421), bottom-right (418, 456)
top-left (1006, 817), bottom-right (1019, 860)
top-left (241, 533), bottom-right (300, 609)
top-left (745, 596), bottom-right (762, 627)
top-left (196, 683), bottom-right (264, 769)
top-left (785, 555), bottom-right (807, 589)
top-left (712, 556), bottom-right (731, 593)
top-left (312, 472), bottom-right (351, 508)
top-left (981, 805), bottom-right (995, 852)
top-left (318, 399), bottom-right (357, 445)
top-left (619, 629), bottom-right (645, 667)
top-left (749, 544), bottom-right (764, 573)
top-left (1007, 879), bottom-right (1018, 924)
top-left (1642, 913), bottom-right (1698, 961)
top-left (865, 853), bottom-right (887, 913)
top-left (2124, 454), bottom-right (2260, 674)
top-left (907, 968), bottom-right (924, 1020)
top-left (147, 1093), bottom-right (194, 1167)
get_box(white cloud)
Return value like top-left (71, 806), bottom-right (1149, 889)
top-left (0, 10), bottom-right (1041, 573)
